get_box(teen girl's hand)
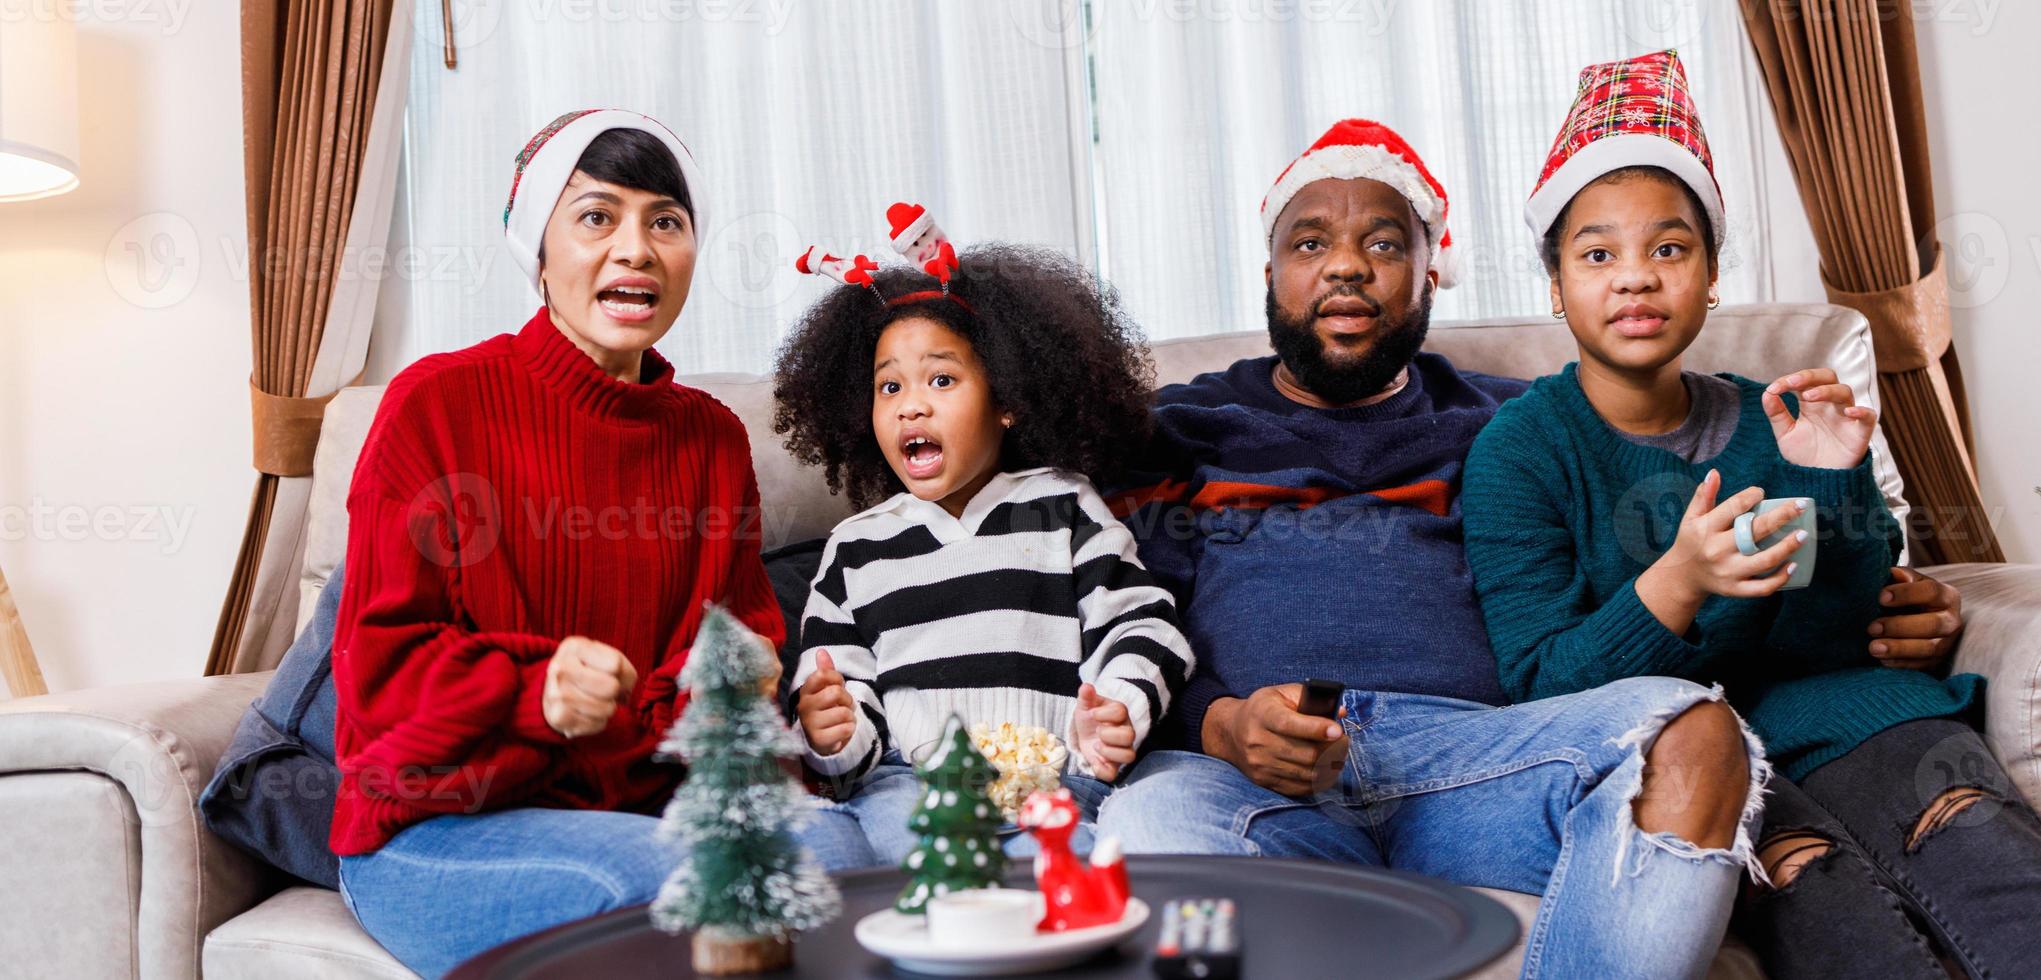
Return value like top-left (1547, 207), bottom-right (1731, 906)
top-left (1635, 470), bottom-right (1807, 633)
top-left (1765, 369), bottom-right (1877, 470)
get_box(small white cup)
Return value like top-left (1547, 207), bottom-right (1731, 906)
top-left (924, 888), bottom-right (1043, 947)
top-left (1733, 497), bottom-right (1817, 590)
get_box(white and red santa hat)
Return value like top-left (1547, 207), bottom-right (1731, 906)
top-left (1261, 118), bottom-right (1459, 288)
top-left (501, 108), bottom-right (708, 299)
top-left (1524, 49), bottom-right (1723, 246)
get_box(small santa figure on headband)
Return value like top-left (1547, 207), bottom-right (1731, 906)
top-left (793, 246), bottom-right (880, 289)
top-left (887, 202), bottom-right (958, 286)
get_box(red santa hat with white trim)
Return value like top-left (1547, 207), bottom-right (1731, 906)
top-left (1261, 118), bottom-right (1459, 288)
top-left (1524, 49), bottom-right (1723, 246)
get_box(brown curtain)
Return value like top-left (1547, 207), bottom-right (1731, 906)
top-left (0, 565), bottom-right (46, 697)
top-left (207, 0), bottom-right (397, 675)
top-left (1740, 0), bottom-right (2003, 564)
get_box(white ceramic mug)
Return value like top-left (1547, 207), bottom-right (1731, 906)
top-left (924, 888), bottom-right (1043, 947)
top-left (1733, 497), bottom-right (1816, 590)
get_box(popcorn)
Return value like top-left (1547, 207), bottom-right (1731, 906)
top-left (968, 722), bottom-right (1068, 821)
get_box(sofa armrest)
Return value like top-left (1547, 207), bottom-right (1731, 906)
top-left (1924, 562), bottom-right (2041, 808)
top-left (0, 672), bottom-right (277, 980)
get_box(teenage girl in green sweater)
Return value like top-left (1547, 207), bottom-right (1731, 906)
top-left (1463, 51), bottom-right (2041, 979)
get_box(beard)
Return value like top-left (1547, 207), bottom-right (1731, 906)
top-left (1265, 280), bottom-right (1433, 405)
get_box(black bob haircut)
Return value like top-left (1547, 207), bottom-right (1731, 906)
top-left (536, 129), bottom-right (694, 266)
top-left (1539, 165), bottom-right (1718, 276)
top-left (771, 244), bottom-right (1156, 510)
top-left (575, 128), bottom-right (693, 221)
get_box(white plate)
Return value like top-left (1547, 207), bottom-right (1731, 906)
top-left (853, 898), bottom-right (1150, 977)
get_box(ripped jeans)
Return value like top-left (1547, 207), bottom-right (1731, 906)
top-left (1736, 717), bottom-right (2041, 979)
top-left (1098, 676), bottom-right (1766, 980)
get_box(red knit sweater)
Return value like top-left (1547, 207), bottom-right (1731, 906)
top-left (329, 309), bottom-right (785, 856)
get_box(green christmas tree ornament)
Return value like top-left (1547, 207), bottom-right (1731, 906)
top-left (895, 713), bottom-right (1009, 915)
top-left (653, 604), bottom-right (841, 974)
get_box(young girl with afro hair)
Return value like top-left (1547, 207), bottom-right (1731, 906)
top-left (773, 244), bottom-right (1195, 862)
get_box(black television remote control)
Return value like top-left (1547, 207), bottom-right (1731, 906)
top-left (1152, 897), bottom-right (1239, 979)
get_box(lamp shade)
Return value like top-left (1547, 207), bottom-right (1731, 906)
top-left (0, 9), bottom-right (81, 201)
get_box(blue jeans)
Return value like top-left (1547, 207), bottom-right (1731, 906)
top-left (337, 804), bottom-right (876, 978)
top-left (1097, 676), bottom-right (1768, 980)
top-left (811, 753), bottom-right (1113, 867)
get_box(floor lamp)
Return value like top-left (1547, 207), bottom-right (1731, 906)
top-left (0, 10), bottom-right (81, 698)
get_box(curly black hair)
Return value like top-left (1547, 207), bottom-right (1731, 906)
top-left (772, 244), bottom-right (1155, 510)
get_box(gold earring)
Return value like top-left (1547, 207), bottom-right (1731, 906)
top-left (1551, 309), bottom-right (1567, 320)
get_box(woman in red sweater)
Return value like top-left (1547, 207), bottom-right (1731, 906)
top-left (330, 110), bottom-right (873, 977)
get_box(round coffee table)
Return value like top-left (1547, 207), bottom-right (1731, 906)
top-left (449, 855), bottom-right (1518, 978)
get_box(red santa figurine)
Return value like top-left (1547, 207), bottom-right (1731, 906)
top-left (793, 245), bottom-right (879, 289)
top-left (886, 202), bottom-right (959, 287)
top-left (1016, 788), bottom-right (1130, 932)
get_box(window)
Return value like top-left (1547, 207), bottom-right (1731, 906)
top-left (1084, 0), bottom-right (1793, 335)
top-left (376, 0), bottom-right (1796, 380)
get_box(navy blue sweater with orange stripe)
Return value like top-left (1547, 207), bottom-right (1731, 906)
top-left (1109, 353), bottom-right (1526, 751)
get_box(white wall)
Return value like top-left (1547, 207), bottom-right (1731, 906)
top-left (0, 1), bottom-right (251, 694)
top-left (1914, 2), bottom-right (2041, 563)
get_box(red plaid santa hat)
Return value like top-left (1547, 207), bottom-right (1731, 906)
top-left (502, 109), bottom-right (708, 299)
top-left (1525, 49), bottom-right (1723, 246)
top-left (1261, 118), bottom-right (1459, 288)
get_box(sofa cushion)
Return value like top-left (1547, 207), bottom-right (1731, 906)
top-left (1148, 308), bottom-right (1909, 557)
top-left (1936, 561), bottom-right (2041, 806)
top-left (0, 772), bottom-right (143, 980)
top-left (1148, 329), bottom-right (1278, 387)
top-left (296, 305), bottom-right (1909, 621)
top-left (762, 537), bottom-right (828, 697)
top-left (301, 388), bottom-right (381, 635)
top-left (683, 373), bottom-right (860, 555)
top-left (200, 563), bottom-right (347, 889)
top-left (202, 886), bottom-right (415, 980)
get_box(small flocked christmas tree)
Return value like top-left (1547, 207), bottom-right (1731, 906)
top-left (896, 714), bottom-right (1009, 914)
top-left (653, 604), bottom-right (840, 974)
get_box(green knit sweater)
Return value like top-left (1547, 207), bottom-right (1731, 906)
top-left (1463, 363), bottom-right (1980, 780)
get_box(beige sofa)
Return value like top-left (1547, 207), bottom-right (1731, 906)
top-left (3, 304), bottom-right (2036, 980)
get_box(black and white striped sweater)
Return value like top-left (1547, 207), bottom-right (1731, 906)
top-left (790, 468), bottom-right (1195, 782)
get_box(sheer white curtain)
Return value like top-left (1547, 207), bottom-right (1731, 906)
top-left (1085, 0), bottom-right (1794, 338)
top-left (377, 0), bottom-right (1804, 376)
top-left (371, 0), bottom-right (1090, 382)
